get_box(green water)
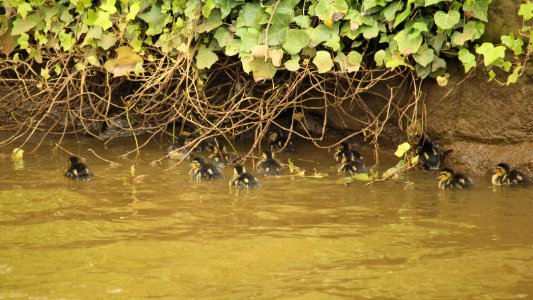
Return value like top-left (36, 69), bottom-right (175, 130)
top-left (1, 137), bottom-right (532, 298)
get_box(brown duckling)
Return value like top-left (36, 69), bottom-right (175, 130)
top-left (65, 156), bottom-right (93, 180)
top-left (492, 163), bottom-right (529, 187)
top-left (438, 168), bottom-right (473, 190)
top-left (189, 156), bottom-right (223, 181)
top-left (209, 144), bottom-right (236, 169)
top-left (256, 149), bottom-right (282, 176)
top-left (334, 142), bottom-right (363, 163)
top-left (337, 151), bottom-right (366, 176)
top-left (268, 128), bottom-right (294, 152)
top-left (230, 165), bottom-right (260, 189)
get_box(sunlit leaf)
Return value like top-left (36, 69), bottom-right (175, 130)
top-left (458, 48), bottom-right (476, 73)
top-left (250, 58), bottom-right (277, 81)
top-left (282, 29), bottom-right (310, 55)
top-left (111, 46), bottom-right (143, 76)
top-left (434, 10), bottom-right (460, 30)
top-left (11, 148), bottom-right (24, 161)
top-left (475, 42), bottom-right (506, 66)
top-left (196, 45), bottom-right (218, 69)
top-left (506, 65), bottom-right (522, 86)
top-left (394, 142), bottom-right (411, 157)
top-left (518, 2), bottom-right (533, 21)
top-left (313, 50), bottom-right (333, 73)
top-left (463, 0), bottom-right (489, 22)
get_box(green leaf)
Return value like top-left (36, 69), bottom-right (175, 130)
top-left (100, 0), bottom-right (117, 14)
top-left (501, 33), bottom-right (524, 56)
top-left (434, 10), bottom-right (460, 30)
top-left (93, 10), bottom-right (113, 30)
top-left (362, 0), bottom-right (387, 12)
top-left (250, 58), bottom-right (277, 81)
top-left (308, 24), bottom-right (332, 46)
top-left (424, 0), bottom-right (444, 6)
top-left (394, 29), bottom-right (423, 55)
top-left (506, 65), bottom-right (522, 85)
top-left (475, 43), bottom-right (506, 66)
top-left (350, 173), bottom-right (371, 181)
top-left (315, 0), bottom-right (349, 28)
top-left (236, 27), bottom-right (260, 53)
top-left (236, 3), bottom-right (267, 29)
top-left (97, 32), bottom-right (117, 50)
top-left (214, 27), bottom-right (233, 47)
top-left (58, 30), bottom-right (74, 51)
top-left (348, 51), bottom-right (362, 65)
top-left (11, 17), bottom-right (38, 35)
top-left (413, 47), bottom-right (434, 67)
top-left (518, 2), bottom-right (533, 21)
top-left (374, 49), bottom-right (386, 66)
top-left (196, 45), bottom-right (218, 69)
top-left (282, 29), bottom-right (310, 55)
top-left (17, 33), bottom-right (29, 49)
top-left (463, 0), bottom-right (489, 22)
top-left (196, 9), bottom-right (222, 33)
top-left (393, 5), bottom-right (411, 28)
top-left (313, 50), bottom-right (333, 73)
top-left (40, 68), bottom-right (50, 80)
top-left (126, 2), bottom-right (140, 21)
top-left (285, 56), bottom-right (300, 71)
top-left (394, 142), bottom-right (411, 157)
top-left (17, 3), bottom-right (33, 19)
top-left (458, 48), bottom-right (476, 73)
top-left (292, 15), bottom-right (311, 28)
top-left (201, 0), bottom-right (215, 18)
top-left (382, 1), bottom-right (404, 22)
top-left (138, 5), bottom-right (167, 35)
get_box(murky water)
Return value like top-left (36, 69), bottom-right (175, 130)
top-left (1, 136), bottom-right (532, 298)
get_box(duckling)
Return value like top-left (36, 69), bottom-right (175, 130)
top-left (416, 137), bottom-right (450, 170)
top-left (208, 144), bottom-right (236, 169)
top-left (230, 165), bottom-right (260, 189)
top-left (492, 163), bottom-right (529, 187)
top-left (256, 149), bottom-right (282, 176)
top-left (185, 134), bottom-right (216, 152)
top-left (65, 156), bottom-right (93, 180)
top-left (167, 138), bottom-right (189, 160)
top-left (337, 151), bottom-right (366, 176)
top-left (333, 142), bottom-right (363, 163)
top-left (438, 168), bottom-right (474, 190)
top-left (189, 156), bottom-right (223, 181)
top-left (268, 128), bottom-right (294, 152)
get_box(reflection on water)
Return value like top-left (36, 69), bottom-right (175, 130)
top-left (1, 136), bottom-right (532, 298)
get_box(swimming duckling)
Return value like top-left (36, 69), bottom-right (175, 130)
top-left (189, 156), bottom-right (223, 181)
top-left (167, 138), bottom-right (189, 160)
top-left (337, 151), bottom-right (366, 176)
top-left (208, 144), bottom-right (236, 169)
top-left (416, 137), bottom-right (450, 170)
top-left (230, 165), bottom-right (260, 189)
top-left (185, 134), bottom-right (216, 152)
top-left (256, 149), bottom-right (282, 176)
top-left (492, 163), bottom-right (529, 187)
top-left (333, 142), bottom-right (363, 163)
top-left (65, 156), bottom-right (93, 180)
top-left (268, 128), bottom-right (294, 152)
top-left (438, 168), bottom-right (473, 190)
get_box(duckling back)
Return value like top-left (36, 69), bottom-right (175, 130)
top-left (65, 156), bottom-right (93, 180)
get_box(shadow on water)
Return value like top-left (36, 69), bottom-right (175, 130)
top-left (0, 135), bottom-right (532, 298)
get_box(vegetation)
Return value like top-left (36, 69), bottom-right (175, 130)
top-left (0, 0), bottom-right (531, 156)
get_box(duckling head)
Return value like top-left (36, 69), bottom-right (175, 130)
top-left (495, 163), bottom-right (510, 176)
top-left (337, 142), bottom-right (349, 151)
top-left (262, 149), bottom-right (274, 160)
top-left (191, 156), bottom-right (205, 169)
top-left (268, 129), bottom-right (280, 142)
top-left (69, 156), bottom-right (80, 165)
top-left (234, 164), bottom-right (246, 176)
top-left (438, 168), bottom-right (454, 181)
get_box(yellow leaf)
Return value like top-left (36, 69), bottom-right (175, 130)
top-left (11, 148), bottom-right (24, 161)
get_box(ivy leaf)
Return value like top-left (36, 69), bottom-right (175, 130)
top-left (313, 50), bottom-right (333, 73)
top-left (434, 10), bottom-right (460, 30)
top-left (501, 33), bottom-right (524, 56)
top-left (475, 42), bottom-right (506, 66)
top-left (214, 27), bottom-right (234, 47)
top-left (374, 49), bottom-right (386, 66)
top-left (382, 1), bottom-right (404, 22)
top-left (196, 9), bottom-right (222, 33)
top-left (424, 0), bottom-right (444, 6)
top-left (394, 29), bottom-right (423, 55)
top-left (17, 33), bottom-right (30, 49)
top-left (394, 142), bottom-right (411, 157)
top-left (393, 5), bottom-right (411, 28)
top-left (196, 45), bottom-right (218, 69)
top-left (93, 10), bottom-right (113, 30)
top-left (17, 3), bottom-right (33, 19)
top-left (97, 32), bottom-right (117, 50)
top-left (413, 47), bottom-right (434, 67)
top-left (463, 0), bottom-right (489, 22)
top-left (40, 67), bottom-right (50, 80)
top-left (506, 65), bottom-right (522, 85)
top-left (285, 56), bottom-right (300, 71)
top-left (100, 0), bottom-right (117, 14)
top-left (111, 46), bottom-right (143, 77)
top-left (58, 30), bottom-right (74, 51)
top-left (282, 29), bottom-right (310, 55)
top-left (11, 16), bottom-right (38, 35)
top-left (518, 2), bottom-right (533, 21)
top-left (236, 3), bottom-right (267, 29)
top-left (315, 0), bottom-right (349, 28)
top-left (250, 58), bottom-right (277, 81)
top-left (362, 0), bottom-right (387, 12)
top-left (138, 5), bottom-right (167, 36)
top-left (126, 2), bottom-right (140, 21)
top-left (458, 48), bottom-right (476, 73)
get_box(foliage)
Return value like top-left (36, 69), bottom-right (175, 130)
top-left (0, 0), bottom-right (530, 82)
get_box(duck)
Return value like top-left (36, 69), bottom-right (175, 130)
top-left (229, 165), bottom-right (260, 189)
top-left (438, 168), bottom-right (474, 190)
top-left (416, 136), bottom-right (451, 170)
top-left (256, 149), bottom-right (282, 176)
top-left (167, 138), bottom-right (189, 160)
top-left (209, 143), bottom-right (236, 169)
top-left (65, 156), bottom-right (93, 180)
top-left (333, 142), bottom-right (363, 163)
top-left (268, 128), bottom-right (294, 152)
top-left (184, 134), bottom-right (216, 152)
top-left (189, 156), bottom-right (223, 181)
top-left (337, 151), bottom-right (366, 176)
top-left (492, 163), bottom-right (529, 187)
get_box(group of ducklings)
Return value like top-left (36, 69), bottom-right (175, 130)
top-left (64, 131), bottom-right (529, 190)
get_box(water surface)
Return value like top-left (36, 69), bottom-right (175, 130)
top-left (1, 137), bottom-right (532, 298)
